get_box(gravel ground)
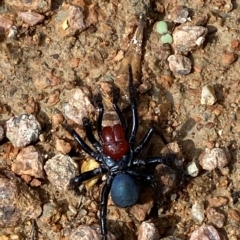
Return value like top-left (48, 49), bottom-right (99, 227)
top-left (0, 0), bottom-right (240, 240)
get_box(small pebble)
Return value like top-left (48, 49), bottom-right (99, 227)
top-left (38, 133), bottom-right (45, 142)
top-left (222, 51), bottom-right (238, 66)
top-left (190, 224), bottom-right (223, 240)
top-left (24, 96), bottom-right (39, 114)
top-left (62, 19), bottom-right (69, 30)
top-left (187, 160), bottom-right (200, 177)
top-left (231, 39), bottom-right (240, 51)
top-left (173, 25), bottom-right (208, 53)
top-left (18, 11), bottom-right (44, 26)
top-left (30, 178), bottom-right (42, 187)
top-left (206, 141), bottom-right (215, 149)
top-left (64, 87), bottom-right (95, 125)
top-left (213, 106), bottom-right (223, 116)
top-left (21, 174), bottom-right (32, 183)
top-left (68, 204), bottom-right (78, 216)
top-left (47, 89), bottom-right (60, 106)
top-left (44, 154), bottom-right (79, 190)
top-left (33, 74), bottom-right (50, 90)
top-left (228, 209), bottom-right (240, 222)
top-left (130, 197), bottom-right (154, 222)
top-left (170, 193), bottom-right (177, 201)
top-left (168, 54), bottom-right (192, 75)
top-left (138, 221), bottom-right (160, 240)
top-left (78, 208), bottom-right (88, 218)
top-left (191, 201), bottom-right (205, 223)
top-left (55, 138), bottom-right (72, 154)
top-left (169, 6), bottom-right (189, 23)
top-left (71, 58), bottom-right (80, 68)
top-left (39, 202), bottom-right (62, 225)
top-left (206, 207), bottom-right (225, 228)
top-left (11, 145), bottom-right (44, 178)
top-left (5, 114), bottom-right (41, 148)
top-left (52, 110), bottom-right (65, 126)
top-left (208, 196), bottom-right (228, 208)
top-left (46, 72), bottom-right (62, 86)
top-left (199, 147), bottom-right (230, 171)
top-left (201, 85), bottom-right (217, 105)
top-left (7, 26), bottom-right (18, 39)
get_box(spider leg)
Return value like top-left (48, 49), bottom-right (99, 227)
top-left (100, 175), bottom-right (114, 240)
top-left (94, 93), bottom-right (104, 142)
top-left (112, 86), bottom-right (127, 133)
top-left (127, 170), bottom-right (162, 207)
top-left (133, 154), bottom-right (176, 167)
top-left (133, 155), bottom-right (186, 190)
top-left (152, 127), bottom-right (168, 145)
top-left (82, 117), bottom-right (101, 151)
top-left (69, 166), bottom-right (107, 190)
top-left (63, 124), bottom-right (101, 161)
top-left (128, 64), bottom-right (138, 144)
top-left (133, 127), bottom-right (154, 156)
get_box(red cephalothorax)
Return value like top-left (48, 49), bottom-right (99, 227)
top-left (102, 124), bottom-right (129, 160)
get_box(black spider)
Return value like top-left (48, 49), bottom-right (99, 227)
top-left (65, 65), bottom-right (181, 240)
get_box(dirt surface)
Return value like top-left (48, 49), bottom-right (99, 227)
top-left (0, 0), bottom-right (240, 240)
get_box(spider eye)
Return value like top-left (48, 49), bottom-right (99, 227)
top-left (103, 141), bottom-right (129, 160)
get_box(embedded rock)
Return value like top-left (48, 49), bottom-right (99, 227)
top-left (5, 114), bottom-right (41, 148)
top-left (12, 145), bottom-right (44, 178)
top-left (44, 154), bottom-right (79, 190)
top-left (0, 170), bottom-right (42, 227)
